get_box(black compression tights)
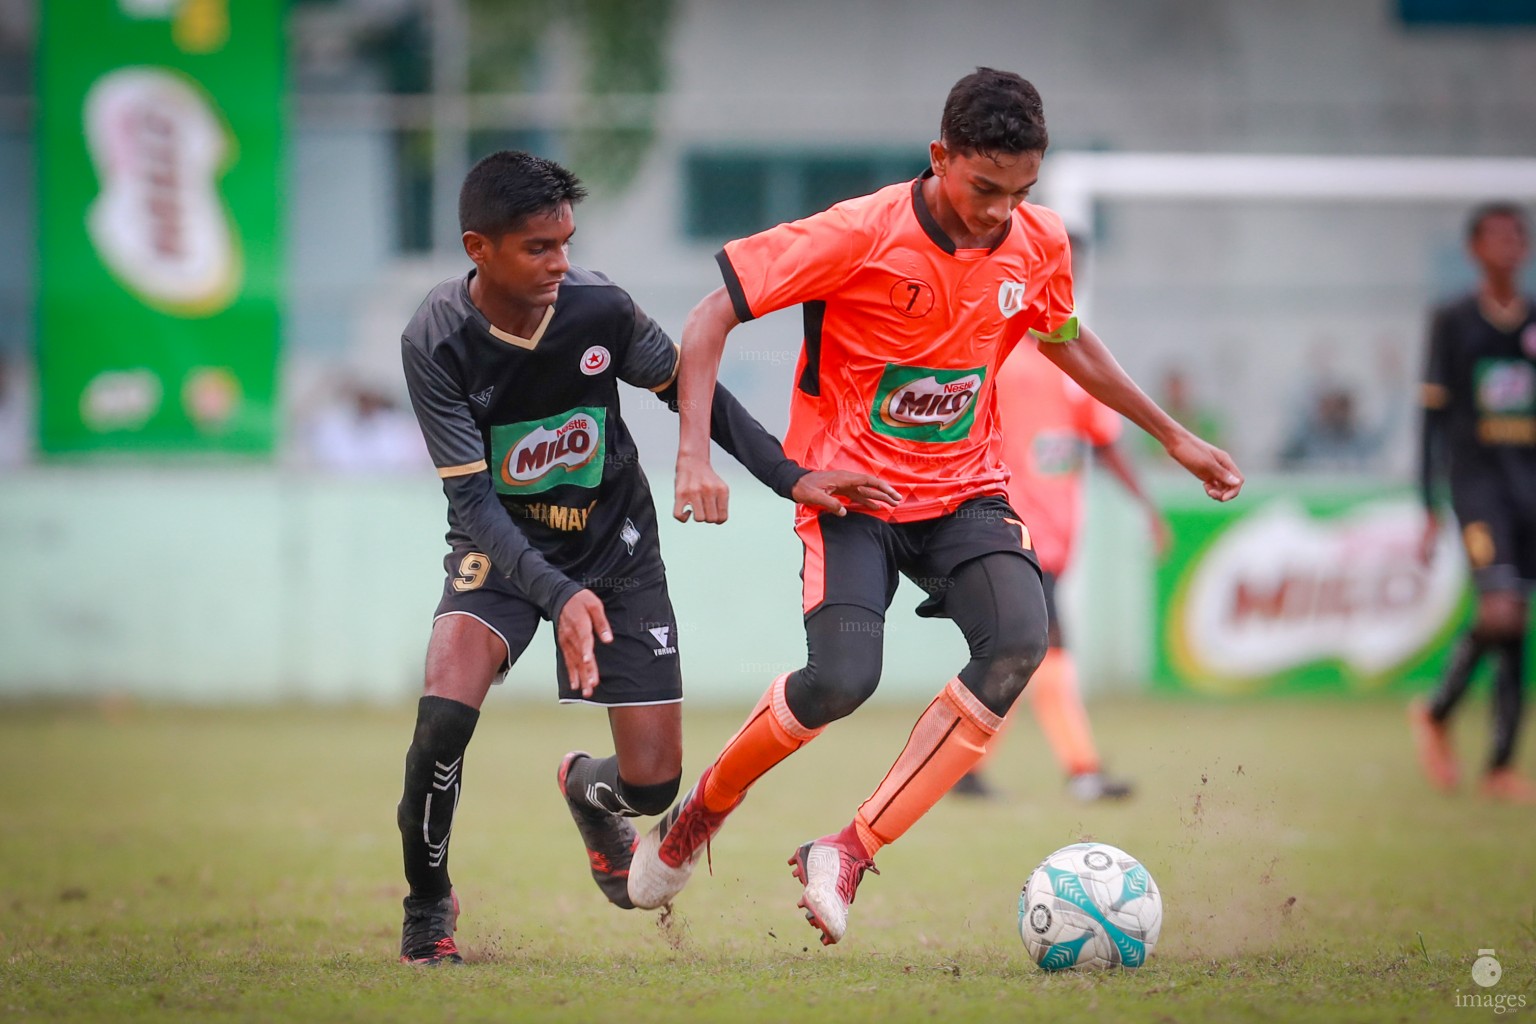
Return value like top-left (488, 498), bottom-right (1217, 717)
top-left (784, 553), bottom-right (1050, 729)
top-left (1431, 629), bottom-right (1528, 770)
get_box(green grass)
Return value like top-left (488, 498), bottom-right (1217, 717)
top-left (1, 695), bottom-right (1533, 1022)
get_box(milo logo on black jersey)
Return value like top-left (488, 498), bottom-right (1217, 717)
top-left (870, 363), bottom-right (986, 443)
top-left (1474, 359), bottom-right (1536, 445)
top-left (492, 407), bottom-right (606, 495)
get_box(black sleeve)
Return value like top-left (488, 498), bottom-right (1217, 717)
top-left (440, 474), bottom-right (584, 621)
top-left (654, 379), bottom-right (810, 499)
top-left (1419, 310), bottom-right (1451, 512)
top-left (402, 333), bottom-right (582, 620)
top-left (1420, 407), bottom-right (1448, 512)
top-left (614, 292), bottom-right (681, 392)
top-left (402, 334), bottom-right (488, 473)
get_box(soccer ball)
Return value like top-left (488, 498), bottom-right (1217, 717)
top-left (1018, 842), bottom-right (1162, 971)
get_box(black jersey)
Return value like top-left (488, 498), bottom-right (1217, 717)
top-left (1421, 293), bottom-right (1536, 512)
top-left (403, 267), bottom-right (806, 619)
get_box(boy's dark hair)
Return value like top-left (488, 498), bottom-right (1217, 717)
top-left (940, 67), bottom-right (1048, 158)
top-left (1467, 201), bottom-right (1529, 242)
top-left (459, 150), bottom-right (588, 236)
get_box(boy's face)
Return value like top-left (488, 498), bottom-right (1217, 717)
top-left (1470, 213), bottom-right (1529, 278)
top-left (463, 202), bottom-right (575, 307)
top-left (929, 142), bottom-right (1042, 240)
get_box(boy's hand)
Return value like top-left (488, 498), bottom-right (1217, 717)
top-left (791, 471), bottom-right (902, 516)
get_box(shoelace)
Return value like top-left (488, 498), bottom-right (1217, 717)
top-left (835, 852), bottom-right (879, 905)
top-left (663, 799), bottom-right (732, 876)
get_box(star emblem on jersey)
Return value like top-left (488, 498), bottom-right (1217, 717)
top-left (580, 346), bottom-right (611, 375)
top-left (997, 280), bottom-right (1028, 318)
top-left (620, 517), bottom-right (640, 554)
top-left (647, 625), bottom-right (677, 657)
top-left (470, 386), bottom-right (495, 406)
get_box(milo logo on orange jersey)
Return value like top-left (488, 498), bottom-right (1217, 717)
top-left (870, 364), bottom-right (986, 443)
top-left (491, 407), bottom-right (606, 495)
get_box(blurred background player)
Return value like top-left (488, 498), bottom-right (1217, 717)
top-left (626, 68), bottom-right (1241, 946)
top-left (395, 150), bottom-right (891, 964)
top-left (1411, 201), bottom-right (1536, 806)
top-left (953, 337), bottom-right (1169, 802)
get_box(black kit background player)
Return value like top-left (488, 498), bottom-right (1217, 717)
top-left (1412, 201), bottom-right (1536, 805)
top-left (394, 150), bottom-right (898, 964)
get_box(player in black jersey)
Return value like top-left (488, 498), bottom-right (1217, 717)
top-left (1411, 202), bottom-right (1536, 805)
top-left (394, 150), bottom-right (898, 964)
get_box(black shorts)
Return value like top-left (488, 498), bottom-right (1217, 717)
top-left (433, 549), bottom-right (682, 706)
top-left (1452, 476), bottom-right (1536, 593)
top-left (795, 494), bottom-right (1040, 619)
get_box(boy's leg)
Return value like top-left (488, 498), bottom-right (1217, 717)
top-left (1480, 587), bottom-right (1536, 803)
top-left (397, 614), bottom-right (512, 965)
top-left (1427, 633), bottom-right (1485, 723)
top-left (1411, 630), bottom-right (1481, 791)
top-left (627, 605), bottom-right (887, 910)
top-left (398, 552), bottom-right (539, 965)
top-left (858, 551), bottom-right (1046, 850)
top-left (794, 549), bottom-right (1048, 945)
top-left (627, 512), bottom-right (895, 911)
top-left (555, 581), bottom-right (685, 907)
top-left (705, 603), bottom-right (886, 808)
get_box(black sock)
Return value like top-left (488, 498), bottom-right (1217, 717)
top-left (562, 754), bottom-right (678, 817)
top-left (563, 754), bottom-right (635, 815)
top-left (1490, 637), bottom-right (1526, 771)
top-left (397, 696), bottom-right (479, 899)
top-left (1429, 633), bottom-right (1485, 722)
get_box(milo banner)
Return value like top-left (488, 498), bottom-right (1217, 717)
top-left (36, 0), bottom-right (283, 455)
top-left (1154, 483), bottom-right (1471, 695)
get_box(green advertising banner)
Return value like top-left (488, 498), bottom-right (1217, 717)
top-left (37, 0), bottom-right (283, 455)
top-left (1153, 481), bottom-right (1472, 696)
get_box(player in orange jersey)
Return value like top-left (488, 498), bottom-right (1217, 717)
top-left (627, 67), bottom-right (1242, 945)
top-left (952, 337), bottom-right (1169, 803)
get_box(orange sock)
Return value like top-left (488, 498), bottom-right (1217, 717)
top-left (1024, 648), bottom-right (1099, 776)
top-left (701, 673), bottom-right (823, 813)
top-left (853, 678), bottom-right (1002, 856)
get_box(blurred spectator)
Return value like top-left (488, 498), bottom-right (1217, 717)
top-left (303, 377), bottom-right (430, 473)
top-left (1277, 383), bottom-right (1389, 471)
top-left (1277, 337), bottom-right (1408, 473)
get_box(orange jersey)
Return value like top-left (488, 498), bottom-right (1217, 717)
top-left (717, 172), bottom-right (1077, 523)
top-left (994, 340), bottom-right (1122, 575)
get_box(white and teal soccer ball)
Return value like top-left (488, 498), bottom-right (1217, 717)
top-left (1018, 842), bottom-right (1162, 971)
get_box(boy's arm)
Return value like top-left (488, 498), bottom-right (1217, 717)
top-left (655, 376), bottom-right (806, 498)
top-left (1418, 310), bottom-right (1452, 563)
top-left (655, 377), bottom-right (900, 515)
top-left (673, 287), bottom-right (741, 523)
top-left (1038, 325), bottom-right (1243, 502)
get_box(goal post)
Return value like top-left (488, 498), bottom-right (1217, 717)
top-left (1036, 152), bottom-right (1536, 695)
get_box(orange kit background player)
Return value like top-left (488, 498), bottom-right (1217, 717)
top-left (626, 67), bottom-right (1242, 946)
top-left (954, 338), bottom-right (1170, 803)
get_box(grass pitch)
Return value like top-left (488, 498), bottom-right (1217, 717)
top-left (1, 694), bottom-right (1533, 1023)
